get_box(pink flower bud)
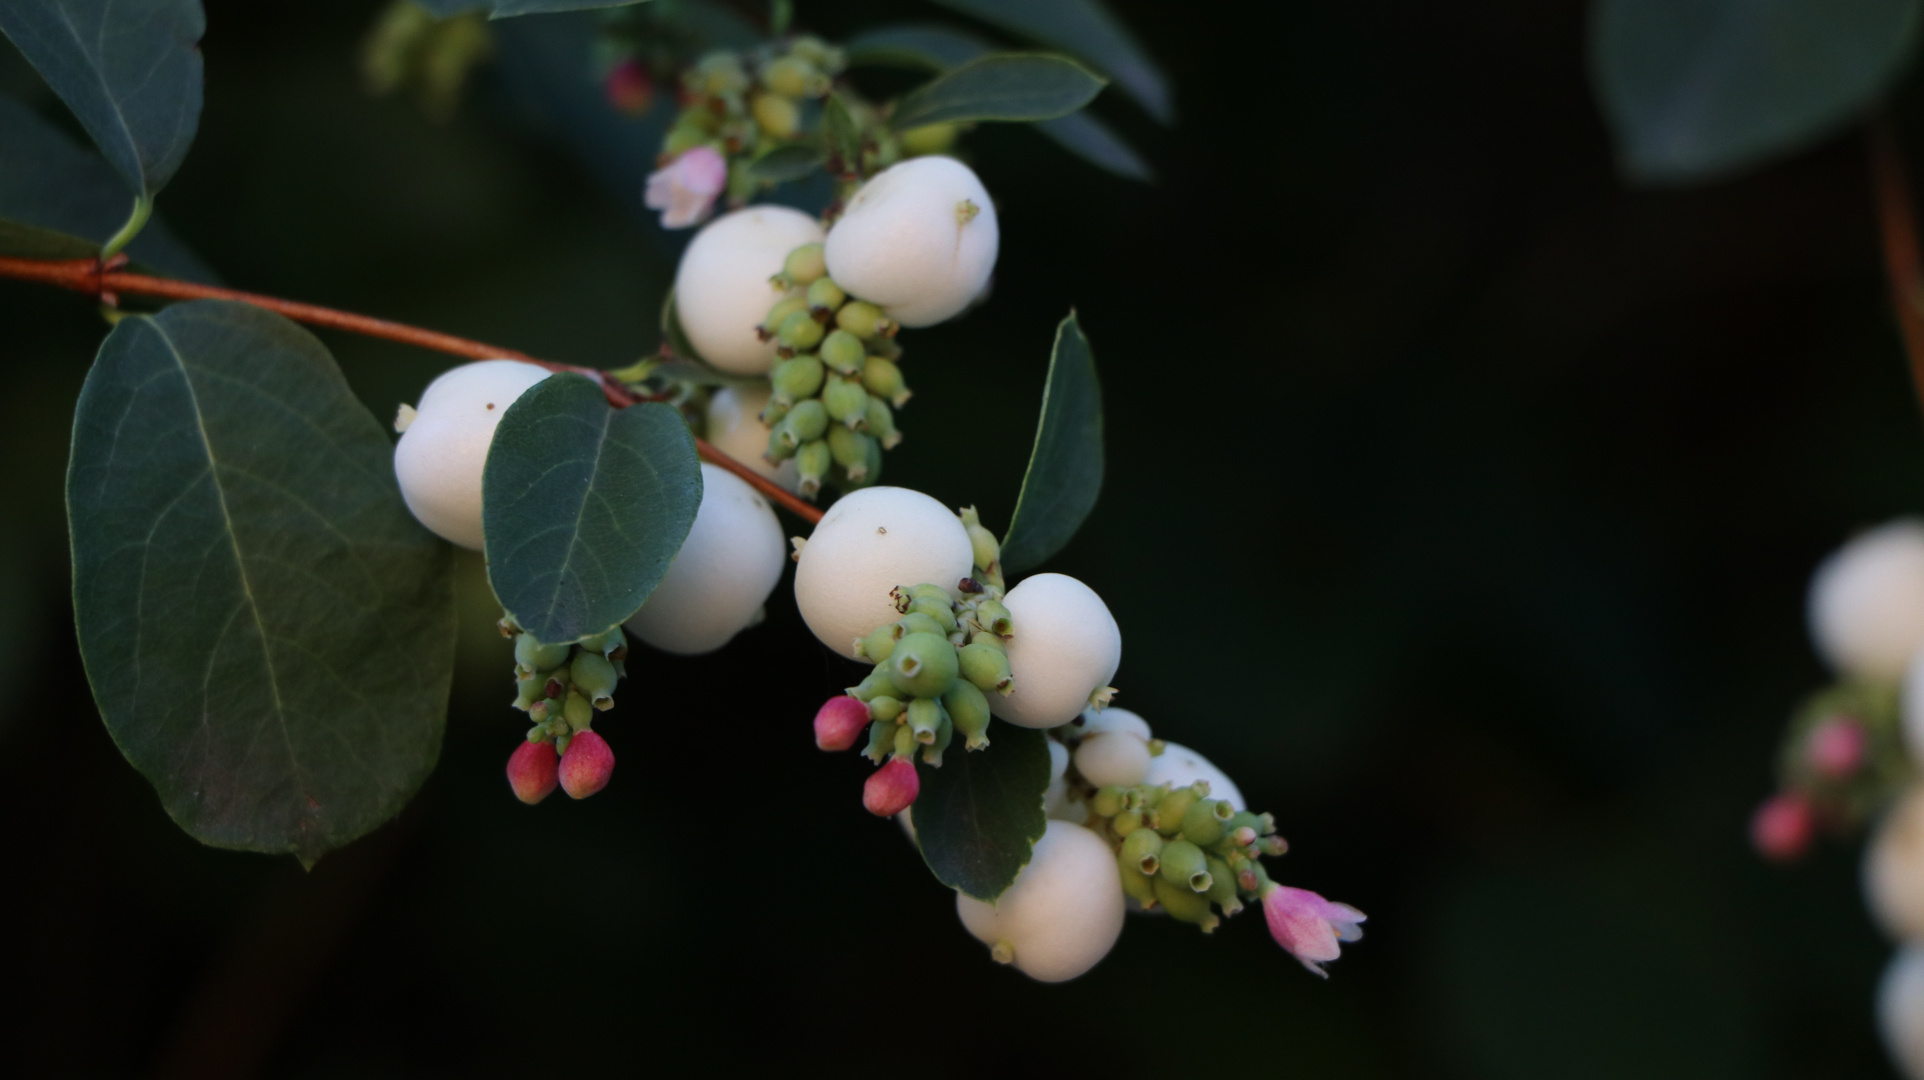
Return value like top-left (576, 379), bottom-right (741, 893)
top-left (605, 58), bottom-right (653, 115)
top-left (1750, 791), bottom-right (1814, 862)
top-left (1261, 883), bottom-right (1366, 978)
top-left (1807, 714), bottom-right (1868, 780)
top-left (506, 740), bottom-right (559, 805)
top-left (814, 694), bottom-right (871, 751)
top-left (863, 757), bottom-right (920, 817)
top-left (644, 146), bottom-right (727, 230)
top-left (559, 730), bottom-right (616, 799)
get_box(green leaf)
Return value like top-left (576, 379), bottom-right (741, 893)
top-left (1034, 112), bottom-right (1153, 182)
top-left (415, 0), bottom-right (653, 18)
top-left (0, 94), bottom-right (212, 280)
top-left (68, 300), bottom-right (455, 866)
top-left (0, 0), bottom-right (203, 198)
top-left (823, 92), bottom-right (862, 170)
top-left (889, 53), bottom-right (1106, 132)
top-left (746, 143), bottom-right (827, 182)
top-left (927, 0), bottom-right (1172, 123)
top-left (999, 313), bottom-right (1103, 576)
top-left (482, 374), bottom-right (702, 644)
top-left (914, 721), bottom-right (1052, 900)
top-left (1591, 0), bottom-right (1924, 184)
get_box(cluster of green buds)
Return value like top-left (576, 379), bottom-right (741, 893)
top-left (662, 37), bottom-right (848, 207)
top-left (501, 621), bottom-right (630, 804)
top-left (1087, 777), bottom-right (1289, 933)
top-left (756, 241), bottom-right (910, 497)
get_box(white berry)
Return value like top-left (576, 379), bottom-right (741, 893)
top-left (823, 156), bottom-right (998, 328)
top-left (1904, 649), bottom-right (1924, 771)
top-left (1075, 732), bottom-right (1151, 788)
top-left (705, 383), bottom-right (799, 492)
top-left (1867, 785), bottom-right (1924, 940)
top-left (1881, 946), bottom-right (1924, 1080)
top-left (793, 486), bottom-right (974, 661)
top-left (989, 573), bottom-right (1121, 729)
top-left (955, 820), bottom-right (1124, 982)
top-left (1144, 740), bottom-right (1246, 812)
top-left (392, 359), bottom-right (551, 550)
top-left (624, 464), bottom-right (786, 655)
top-left (1079, 705), bottom-right (1152, 742)
top-left (1809, 519), bottom-right (1924, 682)
top-left (675, 206), bottom-right (825, 375)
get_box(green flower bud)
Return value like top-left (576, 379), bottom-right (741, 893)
top-left (806, 277), bottom-right (847, 315)
top-left (826, 425), bottom-right (874, 480)
top-left (1155, 786), bottom-right (1201, 837)
top-left (868, 695), bottom-right (905, 722)
top-left (762, 55), bottom-right (826, 98)
top-left (1181, 799), bottom-right (1227, 847)
top-left (897, 611), bottom-right (947, 638)
top-left (693, 51), bottom-right (748, 94)
top-left (959, 640), bottom-right (1013, 696)
top-left (864, 718), bottom-right (894, 764)
top-left (777, 309), bottom-right (825, 352)
top-left (887, 631), bottom-right (959, 699)
top-left (1120, 827), bottom-right (1164, 875)
top-left (570, 651), bottom-right (618, 709)
top-left (1119, 861), bottom-right (1159, 909)
top-left (940, 680), bottom-right (992, 751)
top-left (835, 300), bottom-right (894, 339)
top-left (780, 398), bottom-right (829, 447)
top-left (863, 397), bottom-right (902, 450)
top-left (859, 356), bottom-right (910, 407)
top-left (854, 623), bottom-right (897, 663)
top-left (922, 709), bottom-right (954, 766)
top-left (1158, 839), bottom-right (1210, 893)
top-left (818, 329), bottom-right (866, 376)
top-left (1152, 875), bottom-right (1219, 931)
top-left (1223, 810), bottom-right (1264, 839)
top-left (1205, 857), bottom-right (1242, 912)
top-left (563, 690), bottom-right (595, 731)
top-left (1092, 786), bottom-right (1126, 818)
top-left (770, 354), bottom-right (825, 403)
top-left (822, 374), bottom-right (870, 428)
top-left (796, 438), bottom-right (831, 497)
top-left (971, 599), bottom-right (1012, 637)
top-left (847, 665), bottom-right (895, 702)
top-left (907, 696), bottom-right (948, 744)
top-left (515, 634), bottom-right (572, 674)
top-left (1109, 808), bottom-right (1144, 837)
top-left (750, 92), bottom-right (800, 139)
top-left (905, 595), bottom-right (956, 632)
top-left (760, 295), bottom-right (808, 338)
top-left (967, 524), bottom-right (1000, 573)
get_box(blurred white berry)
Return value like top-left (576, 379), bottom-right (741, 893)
top-left (1809, 520), bottom-right (1924, 682)
top-left (675, 206), bottom-right (824, 375)
top-left (705, 383), bottom-right (799, 492)
top-left (624, 464), bottom-right (786, 655)
top-left (793, 486), bottom-right (973, 660)
top-left (1075, 732), bottom-right (1151, 788)
top-left (392, 359), bottom-right (550, 550)
top-left (1079, 705), bottom-right (1152, 741)
top-left (989, 573), bottom-right (1121, 729)
top-left (1043, 739), bottom-right (1089, 823)
top-left (1144, 740), bottom-right (1245, 812)
top-left (823, 156), bottom-right (998, 328)
top-left (1866, 785), bottom-right (1924, 941)
top-left (956, 820), bottom-right (1124, 982)
top-left (1881, 946), bottom-right (1924, 1080)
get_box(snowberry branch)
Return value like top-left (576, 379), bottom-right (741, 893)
top-left (1870, 116), bottom-right (1924, 418)
top-left (0, 253), bottom-right (825, 524)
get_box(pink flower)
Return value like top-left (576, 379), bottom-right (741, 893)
top-left (1806, 714), bottom-right (1868, 780)
top-left (1261, 883), bottom-right (1365, 977)
top-left (863, 757), bottom-right (920, 817)
top-left (1750, 791), bottom-right (1814, 862)
top-left (644, 146), bottom-right (727, 229)
top-left (559, 730), bottom-right (616, 799)
top-left (506, 740), bottom-right (559, 805)
top-left (605, 58), bottom-right (653, 115)
top-left (814, 694), bottom-right (871, 752)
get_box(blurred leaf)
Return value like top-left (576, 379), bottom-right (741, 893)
top-left (747, 143), bottom-right (826, 182)
top-left (823, 92), bottom-right (862, 169)
top-left (416, 0), bottom-right (654, 18)
top-left (0, 0), bottom-right (203, 198)
top-left (914, 720), bottom-right (1051, 900)
top-left (1591, 0), bottom-right (1923, 184)
top-left (482, 374), bottom-right (702, 644)
top-left (890, 53), bottom-right (1105, 131)
top-left (68, 301), bottom-right (455, 866)
top-left (927, 0), bottom-right (1171, 123)
top-left (0, 94), bottom-right (213, 279)
top-left (1033, 112), bottom-right (1153, 181)
top-left (999, 313), bottom-right (1103, 576)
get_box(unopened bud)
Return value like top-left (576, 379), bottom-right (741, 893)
top-left (1751, 791), bottom-right (1814, 862)
top-left (762, 55), bottom-right (827, 98)
top-left (887, 631), bottom-right (959, 699)
top-left (750, 92), bottom-right (800, 138)
top-left (814, 694), bottom-right (871, 751)
top-left (864, 757), bottom-right (920, 816)
top-left (941, 680), bottom-right (992, 750)
top-left (769, 353), bottom-right (825, 403)
top-left (1261, 835), bottom-right (1289, 857)
top-left (570, 651), bottom-right (618, 709)
top-left (559, 730), bottom-right (615, 798)
top-left (1807, 714), bottom-right (1868, 780)
top-left (860, 356), bottom-right (910, 407)
top-left (966, 523), bottom-right (1000, 574)
top-left (959, 640), bottom-right (1013, 695)
top-left (835, 300), bottom-right (894, 339)
top-left (806, 277), bottom-right (848, 316)
top-left (507, 739), bottom-right (560, 804)
top-left (777, 309), bottom-right (824, 351)
top-left (822, 374), bottom-right (870, 428)
top-left (1229, 825), bottom-right (1259, 848)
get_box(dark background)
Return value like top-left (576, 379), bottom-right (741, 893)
top-left (0, 1), bottom-right (1916, 1076)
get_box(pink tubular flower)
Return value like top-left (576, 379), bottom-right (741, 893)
top-left (1261, 883), bottom-right (1365, 978)
top-left (1806, 715), bottom-right (1868, 780)
top-left (863, 757), bottom-right (920, 817)
top-left (644, 146), bottom-right (727, 229)
top-left (506, 740), bottom-right (559, 805)
top-left (559, 731), bottom-right (616, 799)
top-left (814, 694), bottom-right (871, 752)
top-left (1750, 791), bottom-right (1814, 862)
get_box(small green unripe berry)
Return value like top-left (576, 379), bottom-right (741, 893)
top-left (819, 329), bottom-right (866, 375)
top-left (905, 595), bottom-right (956, 632)
top-left (1181, 799), bottom-right (1226, 847)
top-left (847, 665), bottom-right (895, 702)
top-left (760, 296), bottom-right (808, 338)
top-left (1157, 838), bottom-right (1209, 892)
top-left (888, 631), bottom-right (959, 699)
top-left (941, 679), bottom-right (992, 750)
top-left (835, 300), bottom-right (894, 339)
top-left (769, 353), bottom-right (825, 403)
top-left (806, 277), bottom-right (847, 314)
top-left (855, 623), bottom-right (897, 662)
top-left (570, 651), bottom-right (618, 710)
top-left (966, 523), bottom-right (1000, 572)
top-left (971, 599), bottom-right (1012, 637)
top-left (1151, 875), bottom-right (1219, 931)
top-left (863, 397), bottom-right (902, 450)
top-left (1110, 807), bottom-right (1144, 837)
top-left (796, 438), bottom-right (831, 496)
top-left (959, 639), bottom-right (1013, 696)
top-left (515, 634), bottom-right (572, 674)
top-left (1118, 859), bottom-right (1158, 908)
top-left (563, 690), bottom-right (595, 730)
top-left (922, 709), bottom-right (954, 766)
top-left (897, 611), bottom-right (947, 638)
top-left (868, 695), bottom-right (905, 722)
top-left (762, 55), bottom-right (826, 98)
top-left (777, 309), bottom-right (825, 351)
top-left (860, 356), bottom-right (910, 407)
top-left (864, 718), bottom-right (895, 763)
top-left (907, 696), bottom-right (947, 744)
top-left (764, 423), bottom-right (797, 462)
top-left (826, 425), bottom-right (874, 480)
top-left (1156, 786), bottom-right (1201, 837)
top-left (750, 92), bottom-right (800, 138)
top-left (780, 399), bottom-right (829, 447)
top-left (822, 374), bottom-right (870, 428)
top-left (1120, 827), bottom-right (1163, 874)
top-left (1205, 856), bottom-right (1241, 911)
top-left (892, 722), bottom-right (917, 759)
top-left (780, 243), bottom-right (827, 287)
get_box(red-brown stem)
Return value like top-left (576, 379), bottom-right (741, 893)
top-left (0, 254), bottom-right (825, 524)
top-left (1869, 117), bottom-right (1924, 417)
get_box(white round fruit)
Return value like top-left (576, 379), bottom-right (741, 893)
top-left (1079, 706), bottom-right (1151, 742)
top-left (1867, 785), bottom-right (1924, 941)
top-left (1075, 732), bottom-right (1151, 788)
top-left (1809, 520), bottom-right (1924, 683)
top-left (1144, 740), bottom-right (1245, 812)
top-left (1881, 946), bottom-right (1924, 1080)
top-left (675, 206), bottom-right (825, 375)
top-left (989, 573), bottom-right (1121, 729)
top-left (393, 359), bottom-right (551, 550)
top-left (955, 820), bottom-right (1124, 983)
top-left (1905, 649), bottom-right (1924, 770)
top-left (822, 156), bottom-right (998, 328)
top-left (624, 464), bottom-right (787, 655)
top-left (793, 486), bottom-right (973, 661)
top-left (705, 383), bottom-right (799, 492)
top-left (1042, 739), bottom-right (1071, 816)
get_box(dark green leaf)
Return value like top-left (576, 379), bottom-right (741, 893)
top-left (1034, 112), bottom-right (1153, 181)
top-left (1592, 0), bottom-right (1923, 184)
top-left (68, 300), bottom-right (455, 866)
top-left (482, 374), bottom-right (702, 644)
top-left (0, 0), bottom-right (203, 197)
top-left (927, 0), bottom-right (1171, 123)
top-left (0, 94), bottom-right (213, 280)
top-left (914, 721), bottom-right (1052, 900)
top-left (999, 313), bottom-right (1103, 576)
top-left (823, 92), bottom-right (862, 169)
top-left (747, 143), bottom-right (827, 182)
top-left (416, 0), bottom-right (652, 18)
top-left (890, 53), bottom-right (1106, 131)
